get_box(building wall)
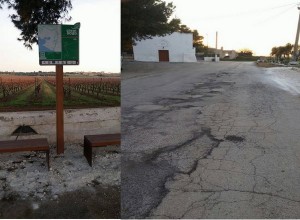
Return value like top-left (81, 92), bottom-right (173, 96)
top-left (133, 32), bottom-right (197, 62)
top-left (208, 48), bottom-right (238, 59)
top-left (0, 107), bottom-right (120, 144)
top-left (204, 57), bottom-right (220, 62)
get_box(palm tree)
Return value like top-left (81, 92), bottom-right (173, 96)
top-left (271, 47), bottom-right (279, 61)
top-left (271, 43), bottom-right (294, 62)
top-left (283, 43), bottom-right (293, 58)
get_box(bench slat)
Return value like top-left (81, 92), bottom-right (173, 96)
top-left (84, 134), bottom-right (121, 147)
top-left (0, 138), bottom-right (50, 170)
top-left (83, 133), bottom-right (120, 166)
top-left (0, 138), bottom-right (49, 153)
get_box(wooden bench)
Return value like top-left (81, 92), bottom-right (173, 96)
top-left (0, 138), bottom-right (50, 170)
top-left (83, 134), bottom-right (121, 167)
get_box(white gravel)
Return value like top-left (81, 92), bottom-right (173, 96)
top-left (0, 143), bottom-right (120, 201)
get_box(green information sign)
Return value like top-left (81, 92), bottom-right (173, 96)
top-left (38, 23), bottom-right (80, 65)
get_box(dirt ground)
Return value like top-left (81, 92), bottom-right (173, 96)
top-left (0, 185), bottom-right (120, 218)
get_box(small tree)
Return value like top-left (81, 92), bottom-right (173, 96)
top-left (238, 49), bottom-right (253, 57)
top-left (121, 0), bottom-right (175, 52)
top-left (168, 18), bottom-right (207, 53)
top-left (192, 30), bottom-right (207, 53)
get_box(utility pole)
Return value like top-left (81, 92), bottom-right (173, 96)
top-left (216, 31), bottom-right (218, 50)
top-left (215, 31), bottom-right (219, 62)
top-left (293, 4), bottom-right (300, 61)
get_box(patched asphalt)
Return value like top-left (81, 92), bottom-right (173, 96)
top-left (121, 61), bottom-right (300, 218)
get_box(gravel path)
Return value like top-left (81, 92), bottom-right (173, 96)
top-left (0, 142), bottom-right (120, 218)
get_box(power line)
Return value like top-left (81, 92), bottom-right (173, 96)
top-left (195, 2), bottom-right (298, 21)
top-left (266, 2), bottom-right (299, 10)
top-left (252, 4), bottom-right (296, 26)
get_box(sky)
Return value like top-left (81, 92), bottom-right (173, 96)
top-left (165, 0), bottom-right (300, 56)
top-left (0, 0), bottom-right (120, 73)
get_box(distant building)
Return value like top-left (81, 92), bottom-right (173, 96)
top-left (208, 47), bottom-right (238, 59)
top-left (133, 32), bottom-right (197, 62)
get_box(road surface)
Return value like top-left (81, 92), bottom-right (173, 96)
top-left (121, 61), bottom-right (300, 218)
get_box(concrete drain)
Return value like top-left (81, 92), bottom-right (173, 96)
top-left (12, 125), bottom-right (37, 136)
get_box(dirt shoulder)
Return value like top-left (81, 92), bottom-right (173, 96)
top-left (256, 62), bottom-right (285, 68)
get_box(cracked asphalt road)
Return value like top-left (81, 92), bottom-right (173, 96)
top-left (121, 61), bottom-right (300, 218)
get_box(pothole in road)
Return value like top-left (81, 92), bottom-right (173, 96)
top-left (225, 135), bottom-right (245, 143)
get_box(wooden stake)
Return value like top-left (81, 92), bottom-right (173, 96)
top-left (56, 65), bottom-right (64, 154)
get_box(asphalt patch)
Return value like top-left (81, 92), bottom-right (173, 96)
top-left (121, 159), bottom-right (175, 218)
top-left (225, 135), bottom-right (245, 143)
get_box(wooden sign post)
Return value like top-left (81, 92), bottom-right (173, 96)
top-left (56, 65), bottom-right (64, 154)
top-left (38, 23), bottom-right (80, 154)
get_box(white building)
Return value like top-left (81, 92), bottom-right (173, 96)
top-left (133, 32), bottom-right (197, 62)
top-left (208, 47), bottom-right (238, 60)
